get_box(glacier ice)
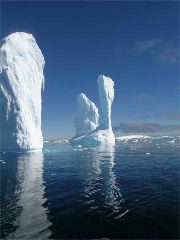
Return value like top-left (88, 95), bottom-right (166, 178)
top-left (74, 93), bottom-right (99, 138)
top-left (98, 75), bottom-right (114, 129)
top-left (0, 32), bottom-right (44, 150)
top-left (71, 75), bottom-right (115, 145)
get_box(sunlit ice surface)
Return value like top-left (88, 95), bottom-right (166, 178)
top-left (1, 136), bottom-right (179, 239)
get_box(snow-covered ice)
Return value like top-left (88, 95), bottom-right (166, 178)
top-left (0, 32), bottom-right (44, 150)
top-left (71, 75), bottom-right (115, 145)
top-left (116, 135), bottom-right (152, 141)
top-left (75, 93), bottom-right (99, 138)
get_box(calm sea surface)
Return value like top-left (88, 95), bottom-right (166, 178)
top-left (1, 136), bottom-right (179, 239)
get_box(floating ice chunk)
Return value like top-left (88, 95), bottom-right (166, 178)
top-left (77, 145), bottom-right (82, 148)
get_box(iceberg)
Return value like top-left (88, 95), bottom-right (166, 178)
top-left (74, 93), bottom-right (99, 138)
top-left (0, 32), bottom-right (44, 150)
top-left (71, 75), bottom-right (115, 145)
top-left (97, 75), bottom-right (114, 129)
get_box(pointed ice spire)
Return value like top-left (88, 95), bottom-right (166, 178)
top-left (75, 93), bottom-right (99, 138)
top-left (97, 75), bottom-right (114, 129)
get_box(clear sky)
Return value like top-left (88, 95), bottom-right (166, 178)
top-left (1, 1), bottom-right (179, 139)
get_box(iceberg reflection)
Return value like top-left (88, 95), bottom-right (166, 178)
top-left (6, 152), bottom-right (52, 239)
top-left (84, 145), bottom-right (127, 218)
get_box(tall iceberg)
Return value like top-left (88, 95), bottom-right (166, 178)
top-left (0, 32), bottom-right (44, 150)
top-left (98, 75), bottom-right (114, 129)
top-left (71, 75), bottom-right (115, 145)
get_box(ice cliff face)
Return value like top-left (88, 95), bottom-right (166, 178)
top-left (75, 93), bottom-right (99, 138)
top-left (0, 32), bottom-right (44, 150)
top-left (98, 75), bottom-right (114, 129)
top-left (71, 75), bottom-right (115, 145)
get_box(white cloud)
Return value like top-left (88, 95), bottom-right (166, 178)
top-left (134, 39), bottom-right (161, 54)
top-left (156, 42), bottom-right (179, 64)
top-left (135, 38), bottom-right (179, 64)
top-left (113, 37), bottom-right (179, 64)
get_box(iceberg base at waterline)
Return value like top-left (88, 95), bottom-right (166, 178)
top-left (71, 127), bottom-right (115, 146)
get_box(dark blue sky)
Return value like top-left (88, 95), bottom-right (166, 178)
top-left (1, 1), bottom-right (179, 139)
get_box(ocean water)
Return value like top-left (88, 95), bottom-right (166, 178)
top-left (1, 136), bottom-right (179, 239)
